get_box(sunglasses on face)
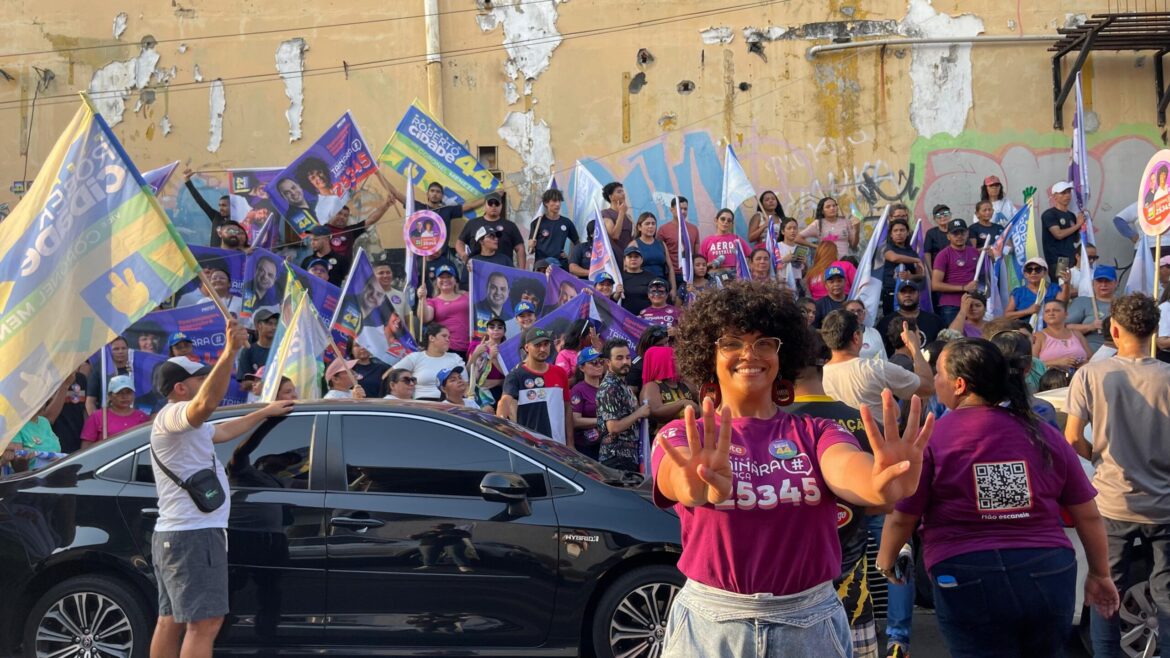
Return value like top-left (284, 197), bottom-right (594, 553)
top-left (396, 377), bottom-right (417, 384)
top-left (1024, 266), bottom-right (1046, 273)
top-left (487, 200), bottom-right (501, 207)
top-left (1088, 255), bottom-right (1099, 262)
top-left (935, 211), bottom-right (952, 218)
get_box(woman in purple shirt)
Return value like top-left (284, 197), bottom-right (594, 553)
top-left (652, 280), bottom-right (934, 657)
top-left (877, 338), bottom-right (1118, 657)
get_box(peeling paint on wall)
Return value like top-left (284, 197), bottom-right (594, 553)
top-left (477, 0), bottom-right (565, 99)
top-left (742, 20), bottom-right (897, 42)
top-left (112, 12), bottom-right (128, 40)
top-left (160, 115), bottom-right (172, 136)
top-left (276, 38), bottom-right (306, 142)
top-left (504, 82), bottom-right (520, 105)
top-left (88, 45), bottom-right (161, 126)
top-left (900, 0), bottom-right (984, 138)
top-left (207, 79), bottom-right (225, 152)
top-left (192, 63), bottom-right (203, 82)
top-left (498, 110), bottom-right (554, 233)
top-left (700, 26), bottom-right (734, 45)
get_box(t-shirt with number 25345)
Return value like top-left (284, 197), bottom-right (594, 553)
top-left (651, 411), bottom-right (858, 596)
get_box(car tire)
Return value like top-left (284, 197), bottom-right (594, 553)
top-left (590, 564), bottom-right (684, 658)
top-left (23, 574), bottom-right (151, 658)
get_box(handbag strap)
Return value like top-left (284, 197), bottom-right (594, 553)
top-left (149, 448), bottom-right (214, 491)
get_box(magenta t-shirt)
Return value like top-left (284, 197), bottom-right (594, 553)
top-left (699, 234), bottom-right (751, 267)
top-left (896, 406), bottom-right (1097, 572)
top-left (639, 305), bottom-right (681, 328)
top-left (569, 381), bottom-right (600, 446)
top-left (80, 409), bottom-right (151, 443)
top-left (652, 411), bottom-right (859, 595)
top-left (427, 294), bottom-right (471, 352)
top-left (932, 245), bottom-right (980, 308)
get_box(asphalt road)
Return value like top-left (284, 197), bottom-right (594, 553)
top-left (907, 607), bottom-right (1092, 658)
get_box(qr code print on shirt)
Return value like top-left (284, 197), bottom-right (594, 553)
top-left (973, 461), bottom-right (1032, 512)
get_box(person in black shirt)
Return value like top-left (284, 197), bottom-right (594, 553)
top-left (882, 216), bottom-right (925, 315)
top-left (813, 265), bottom-right (850, 328)
top-left (462, 227), bottom-right (513, 289)
top-left (457, 192), bottom-right (525, 268)
top-left (922, 204), bottom-right (953, 272)
top-left (875, 281), bottom-right (945, 356)
top-left (568, 220), bottom-right (595, 279)
top-left (968, 199), bottom-right (1004, 252)
top-left (1042, 181), bottom-right (1085, 282)
top-left (53, 369), bottom-right (89, 454)
top-left (349, 339), bottom-right (391, 399)
top-left (301, 225), bottom-right (351, 287)
top-left (236, 309), bottom-right (278, 381)
top-left (619, 243), bottom-right (656, 316)
top-left (183, 168), bottom-right (231, 247)
top-left (527, 188), bottom-right (579, 264)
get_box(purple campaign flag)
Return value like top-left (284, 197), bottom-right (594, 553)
top-left (588, 207), bottom-right (624, 288)
top-left (126, 302), bottom-right (227, 365)
top-left (909, 218), bottom-right (935, 314)
top-left (547, 266), bottom-right (591, 308)
top-left (330, 247), bottom-right (419, 362)
top-left (497, 294), bottom-right (591, 372)
top-left (1069, 71), bottom-right (1096, 247)
top-left (733, 241), bottom-right (751, 280)
top-left (469, 260), bottom-right (557, 340)
top-left (589, 289), bottom-right (653, 351)
top-left (142, 161), bottom-right (180, 195)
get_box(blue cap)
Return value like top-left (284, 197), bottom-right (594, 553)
top-left (433, 264), bottom-right (457, 278)
top-left (168, 332), bottom-right (193, 347)
top-left (592, 271), bottom-right (615, 284)
top-left (1092, 265), bottom-right (1117, 282)
top-left (307, 258), bottom-right (330, 270)
top-left (514, 300), bottom-right (537, 316)
top-left (309, 225), bottom-right (332, 237)
top-left (623, 243), bottom-right (642, 255)
top-left (825, 265), bottom-right (846, 280)
top-left (436, 366), bottom-right (464, 387)
top-left (577, 346), bottom-right (602, 366)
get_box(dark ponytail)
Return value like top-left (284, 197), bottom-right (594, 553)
top-left (943, 337), bottom-right (1050, 464)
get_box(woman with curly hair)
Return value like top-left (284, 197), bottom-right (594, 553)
top-left (652, 280), bottom-right (934, 657)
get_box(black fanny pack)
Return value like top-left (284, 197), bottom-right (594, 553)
top-left (150, 449), bottom-right (226, 513)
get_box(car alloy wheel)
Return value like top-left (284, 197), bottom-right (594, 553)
top-left (608, 581), bottom-right (679, 658)
top-left (33, 591), bottom-right (134, 658)
top-left (1119, 582), bottom-right (1161, 658)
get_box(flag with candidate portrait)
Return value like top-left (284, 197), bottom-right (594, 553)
top-left (261, 269), bottom-right (332, 401)
top-left (331, 248), bottom-right (419, 359)
top-left (0, 99), bottom-right (200, 451)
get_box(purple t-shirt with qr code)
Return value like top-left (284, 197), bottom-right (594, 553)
top-left (895, 406), bottom-right (1096, 571)
top-left (651, 411), bottom-right (858, 596)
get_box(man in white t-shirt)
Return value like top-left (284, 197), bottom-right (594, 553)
top-left (820, 309), bottom-right (934, 423)
top-left (149, 320), bottom-right (293, 658)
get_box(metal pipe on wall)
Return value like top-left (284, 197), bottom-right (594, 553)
top-left (424, 0), bottom-right (443, 121)
top-left (807, 34), bottom-right (1055, 58)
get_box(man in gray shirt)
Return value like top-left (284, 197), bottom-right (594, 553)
top-left (1067, 264), bottom-right (1117, 355)
top-left (1066, 292), bottom-right (1170, 657)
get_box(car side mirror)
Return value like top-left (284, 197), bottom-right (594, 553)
top-left (480, 472), bottom-right (531, 517)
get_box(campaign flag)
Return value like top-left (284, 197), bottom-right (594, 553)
top-left (1070, 71), bottom-right (1096, 247)
top-left (909, 219), bottom-right (935, 313)
top-left (380, 100), bottom-right (498, 220)
top-left (0, 99), bottom-right (200, 451)
top-left (588, 208), bottom-right (624, 289)
top-left (1125, 233), bottom-right (1156, 295)
top-left (239, 247), bottom-right (340, 325)
top-left (227, 167), bottom-right (283, 247)
top-left (127, 302), bottom-right (227, 364)
top-left (1077, 242), bottom-right (1096, 299)
top-left (589, 290), bottom-right (653, 350)
top-left (142, 161), bottom-right (180, 195)
top-left (677, 196), bottom-right (695, 286)
top-left (720, 145), bottom-right (755, 213)
top-left (733, 241), bottom-right (751, 280)
top-left (469, 260), bottom-right (557, 340)
top-left (572, 162), bottom-right (606, 236)
top-left (547, 266), bottom-right (591, 308)
top-left (261, 270), bottom-right (332, 401)
top-left (171, 245), bottom-right (246, 307)
top-left (497, 295), bottom-right (591, 372)
top-left (1003, 196), bottom-right (1044, 291)
top-left (331, 248), bottom-right (394, 356)
top-left (266, 111), bottom-right (378, 236)
top-left (848, 206), bottom-right (889, 326)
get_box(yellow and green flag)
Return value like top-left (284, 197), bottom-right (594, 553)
top-left (260, 268), bottom-right (330, 401)
top-left (0, 97), bottom-right (199, 450)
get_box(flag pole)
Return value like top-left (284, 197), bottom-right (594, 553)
top-left (1155, 241), bottom-right (1162, 358)
top-left (101, 345), bottom-right (108, 443)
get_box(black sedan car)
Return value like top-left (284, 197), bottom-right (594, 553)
top-left (0, 401), bottom-right (683, 657)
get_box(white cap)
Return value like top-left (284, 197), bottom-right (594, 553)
top-left (108, 375), bottom-right (134, 393)
top-left (1025, 257), bottom-right (1048, 269)
top-left (1050, 181), bottom-right (1074, 195)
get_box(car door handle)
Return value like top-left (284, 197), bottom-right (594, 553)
top-left (330, 516), bottom-right (384, 529)
top-left (142, 508), bottom-right (159, 519)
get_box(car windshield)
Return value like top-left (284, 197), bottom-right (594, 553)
top-left (447, 409), bottom-right (643, 486)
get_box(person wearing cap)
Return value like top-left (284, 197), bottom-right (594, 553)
top-left (456, 192), bottom-right (526, 268)
top-left (148, 320), bottom-right (293, 658)
top-left (969, 199), bottom-right (1004, 253)
top-left (979, 174), bottom-right (1018, 226)
top-left (307, 259), bottom-right (330, 281)
top-left (700, 208), bottom-right (752, 278)
top-left (813, 265), bottom-right (850, 328)
top-left (236, 309), bottom-right (278, 382)
top-left (569, 347), bottom-right (606, 460)
top-left (1042, 181), bottom-right (1087, 281)
top-left (349, 339), bottom-right (391, 399)
top-left (464, 226), bottom-right (513, 290)
top-left (498, 326), bottom-right (573, 445)
top-left (881, 214), bottom-right (925, 314)
top-left (930, 218), bottom-right (981, 326)
top-left (323, 358), bottom-right (365, 399)
top-left (168, 332), bottom-right (196, 359)
top-left (527, 188), bottom-right (579, 264)
top-left (595, 337), bottom-right (651, 471)
top-left (922, 204), bottom-right (954, 275)
top-left (437, 366), bottom-right (479, 409)
top-left (592, 271), bottom-right (621, 301)
top-left (79, 375), bottom-right (150, 444)
top-left (508, 300), bottom-right (539, 341)
top-left (419, 263), bottom-right (471, 359)
top-left (395, 323), bottom-right (466, 401)
top-left (1067, 265), bottom-right (1119, 354)
top-left (639, 277), bottom-right (682, 330)
top-left (1004, 257), bottom-right (1070, 321)
top-left (86, 336), bottom-right (131, 415)
top-left (468, 316), bottom-right (508, 402)
top-left (875, 282), bottom-right (946, 356)
top-left (300, 225), bottom-right (351, 287)
top-left (398, 180), bottom-right (485, 247)
top-left (619, 242), bottom-right (658, 316)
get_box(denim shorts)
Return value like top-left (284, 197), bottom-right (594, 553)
top-left (662, 579), bottom-right (853, 658)
top-left (152, 528), bottom-right (229, 623)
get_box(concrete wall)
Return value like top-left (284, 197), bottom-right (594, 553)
top-left (0, 0), bottom-right (1163, 266)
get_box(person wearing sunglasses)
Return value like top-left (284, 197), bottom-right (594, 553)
top-left (381, 368), bottom-right (418, 400)
top-left (653, 281), bottom-right (933, 657)
top-left (922, 204), bottom-right (955, 274)
top-left (1004, 257), bottom-right (1070, 321)
top-left (699, 208), bottom-right (751, 280)
top-left (456, 192), bottom-right (526, 269)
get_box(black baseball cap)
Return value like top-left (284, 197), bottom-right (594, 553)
top-left (309, 225), bottom-right (332, 237)
top-left (947, 218), bottom-right (968, 233)
top-left (157, 357), bottom-right (213, 396)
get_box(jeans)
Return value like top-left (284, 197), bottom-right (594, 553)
top-left (1089, 519), bottom-right (1170, 658)
top-left (866, 515), bottom-right (912, 648)
top-left (931, 547), bottom-right (1075, 658)
top-left (938, 304), bottom-right (961, 327)
top-left (662, 579), bottom-right (853, 658)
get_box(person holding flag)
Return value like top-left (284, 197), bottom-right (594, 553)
top-left (1004, 258), bottom-right (1070, 321)
top-left (657, 197), bottom-right (699, 297)
top-left (882, 213), bottom-right (925, 314)
top-left (527, 188), bottom-right (579, 265)
top-left (1042, 181), bottom-right (1086, 282)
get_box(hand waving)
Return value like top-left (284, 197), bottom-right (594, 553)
top-left (860, 390), bottom-right (934, 503)
top-left (656, 398), bottom-right (733, 506)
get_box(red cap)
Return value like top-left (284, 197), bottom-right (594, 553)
top-left (984, 175), bottom-right (1001, 187)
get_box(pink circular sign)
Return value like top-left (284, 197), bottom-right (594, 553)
top-left (1138, 149), bottom-right (1170, 237)
top-left (403, 210), bottom-right (447, 256)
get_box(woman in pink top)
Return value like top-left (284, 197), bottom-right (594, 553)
top-left (877, 338), bottom-right (1117, 657)
top-left (80, 376), bottom-right (150, 444)
top-left (1033, 299), bottom-right (1091, 372)
top-left (699, 208), bottom-right (751, 278)
top-left (800, 196), bottom-right (860, 257)
top-left (653, 280), bottom-right (933, 657)
top-left (554, 318), bottom-right (601, 381)
top-left (421, 264), bottom-right (471, 359)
